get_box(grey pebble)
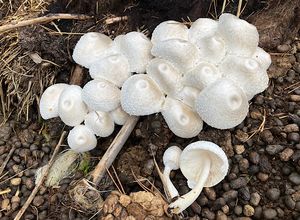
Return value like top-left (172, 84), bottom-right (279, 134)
top-left (223, 190), bottom-right (238, 202)
top-left (277, 44), bottom-right (291, 52)
top-left (285, 196), bottom-right (296, 209)
top-left (230, 177), bottom-right (248, 189)
top-left (249, 152), bottom-right (260, 164)
top-left (263, 208), bottom-right (277, 219)
top-left (266, 188), bottom-right (280, 201)
top-left (266, 145), bottom-right (284, 155)
top-left (234, 205), bottom-right (243, 215)
top-left (289, 172), bottom-right (300, 185)
top-left (250, 192), bottom-right (261, 206)
top-left (288, 132), bottom-right (300, 143)
top-left (33, 195), bottom-right (44, 207)
top-left (239, 187), bottom-right (250, 201)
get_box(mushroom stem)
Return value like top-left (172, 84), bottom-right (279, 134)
top-left (163, 167), bottom-right (179, 199)
top-left (169, 158), bottom-right (211, 214)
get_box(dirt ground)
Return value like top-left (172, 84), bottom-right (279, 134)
top-left (0, 0), bottom-right (300, 219)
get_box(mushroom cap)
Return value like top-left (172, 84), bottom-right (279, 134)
top-left (39, 83), bottom-right (69, 119)
top-left (195, 78), bottom-right (249, 129)
top-left (82, 79), bottom-right (121, 112)
top-left (252, 47), bottom-right (272, 70)
top-left (121, 74), bottom-right (165, 116)
top-left (163, 146), bottom-right (182, 170)
top-left (161, 97), bottom-right (203, 138)
top-left (180, 141), bottom-right (229, 188)
top-left (217, 13), bottom-right (259, 56)
top-left (219, 55), bottom-right (269, 100)
top-left (188, 18), bottom-right (218, 44)
top-left (84, 111), bottom-right (114, 137)
top-left (110, 106), bottom-right (129, 125)
top-left (151, 20), bottom-right (188, 44)
top-left (89, 53), bottom-right (131, 87)
top-left (58, 85), bottom-right (88, 126)
top-left (114, 32), bottom-right (153, 73)
top-left (146, 58), bottom-right (183, 95)
top-left (67, 125), bottom-right (97, 152)
top-left (72, 32), bottom-right (112, 68)
top-left (183, 62), bottom-right (222, 91)
top-left (151, 39), bottom-right (200, 72)
top-left (171, 86), bottom-right (199, 108)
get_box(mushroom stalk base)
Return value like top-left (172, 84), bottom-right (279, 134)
top-left (163, 167), bottom-right (179, 199)
top-left (169, 158), bottom-right (211, 214)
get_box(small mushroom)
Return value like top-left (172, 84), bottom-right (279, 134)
top-left (161, 97), bottom-right (203, 138)
top-left (72, 32), bottom-right (112, 68)
top-left (169, 141), bottom-right (229, 214)
top-left (109, 106), bottom-right (129, 125)
top-left (188, 18), bottom-right (218, 44)
top-left (58, 85), bottom-right (88, 126)
top-left (252, 47), bottom-right (272, 70)
top-left (151, 20), bottom-right (188, 44)
top-left (121, 74), bottom-right (165, 116)
top-left (67, 125), bottom-right (97, 152)
top-left (195, 78), bottom-right (249, 129)
top-left (39, 83), bottom-right (69, 119)
top-left (163, 146), bottom-right (182, 198)
top-left (84, 111), bottom-right (115, 137)
top-left (171, 86), bottom-right (199, 108)
top-left (82, 79), bottom-right (121, 112)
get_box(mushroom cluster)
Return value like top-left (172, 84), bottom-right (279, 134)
top-left (163, 141), bottom-right (229, 214)
top-left (121, 13), bottom-right (271, 138)
top-left (39, 31), bottom-right (153, 152)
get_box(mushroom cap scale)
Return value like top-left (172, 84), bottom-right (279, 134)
top-left (121, 74), bottom-right (165, 116)
top-left (58, 85), bottom-right (88, 126)
top-left (67, 125), bottom-right (97, 153)
top-left (195, 78), bottom-right (249, 129)
top-left (82, 79), bottom-right (121, 112)
top-left (39, 83), bottom-right (69, 120)
top-left (84, 111), bottom-right (114, 137)
top-left (180, 141), bottom-right (229, 188)
top-left (188, 18), bottom-right (218, 44)
top-left (109, 106), bottom-right (129, 125)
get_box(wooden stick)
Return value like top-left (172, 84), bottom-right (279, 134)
top-left (0, 13), bottom-right (92, 33)
top-left (13, 131), bottom-right (67, 220)
top-left (91, 116), bottom-right (139, 185)
top-left (69, 65), bottom-right (84, 85)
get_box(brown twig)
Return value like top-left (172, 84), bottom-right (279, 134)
top-left (91, 116), bottom-right (139, 185)
top-left (0, 13), bottom-right (92, 33)
top-left (70, 65), bottom-right (85, 85)
top-left (0, 146), bottom-right (16, 177)
top-left (14, 131), bottom-right (67, 220)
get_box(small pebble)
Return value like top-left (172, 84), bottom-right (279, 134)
top-left (266, 188), bottom-right (281, 201)
top-left (263, 208), bottom-right (277, 219)
top-left (285, 196), bottom-right (296, 209)
top-left (293, 62), bottom-right (300, 73)
top-left (239, 159), bottom-right (249, 173)
top-left (277, 44), bottom-right (291, 52)
top-left (288, 132), bottom-right (300, 143)
top-left (239, 187), bottom-right (250, 201)
top-left (10, 178), bottom-right (21, 186)
top-left (32, 195), bottom-right (44, 207)
top-left (260, 130), bottom-right (274, 144)
top-left (280, 148), bottom-right (294, 161)
top-left (234, 145), bottom-right (245, 154)
top-left (250, 192), bottom-right (261, 206)
top-left (243, 204), bottom-right (255, 217)
top-left (204, 187), bottom-right (216, 201)
top-left (284, 124), bottom-right (299, 133)
top-left (249, 152), bottom-right (260, 164)
top-left (257, 172), bottom-right (269, 182)
top-left (266, 145), bottom-right (284, 155)
top-left (234, 205), bottom-right (243, 215)
top-left (289, 172), bottom-right (300, 185)
top-left (230, 177), bottom-right (248, 189)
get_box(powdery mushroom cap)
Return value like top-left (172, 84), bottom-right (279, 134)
top-left (109, 107), bottom-right (129, 125)
top-left (121, 74), bottom-right (165, 116)
top-left (67, 125), bottom-right (97, 153)
top-left (252, 47), bottom-right (272, 70)
top-left (188, 18), bottom-right (218, 44)
top-left (183, 62), bottom-right (222, 91)
top-left (180, 141), bottom-right (229, 188)
top-left (171, 86), bottom-right (200, 108)
top-left (151, 39), bottom-right (200, 72)
top-left (114, 32), bottom-right (153, 73)
top-left (84, 111), bottom-right (114, 137)
top-left (195, 78), bottom-right (249, 129)
top-left (146, 58), bottom-right (183, 95)
top-left (82, 79), bottom-right (121, 112)
top-left (151, 20), bottom-right (188, 44)
top-left (163, 146), bottom-right (182, 170)
top-left (89, 53), bottom-right (131, 87)
top-left (58, 85), bottom-right (88, 126)
top-left (161, 97), bottom-right (203, 138)
top-left (40, 83), bottom-right (69, 119)
top-left (219, 55), bottom-right (269, 100)
top-left (217, 13), bottom-right (259, 56)
top-left (72, 32), bottom-right (112, 68)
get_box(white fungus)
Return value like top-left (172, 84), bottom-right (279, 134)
top-left (67, 125), bottom-right (97, 152)
top-left (109, 107), bottom-right (129, 125)
top-left (84, 111), bottom-right (115, 137)
top-left (188, 18), bottom-right (218, 45)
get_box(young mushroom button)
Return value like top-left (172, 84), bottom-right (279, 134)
top-left (169, 141), bottom-right (229, 214)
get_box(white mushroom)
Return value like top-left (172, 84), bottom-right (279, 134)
top-left (84, 111), bottom-right (114, 137)
top-left (67, 125), bottom-right (97, 152)
top-left (109, 107), bottom-right (129, 125)
top-left (82, 79), bottom-right (121, 112)
top-left (219, 55), bottom-right (269, 100)
top-left (161, 97), bottom-right (203, 138)
top-left (195, 78), bottom-right (249, 129)
top-left (171, 86), bottom-right (199, 108)
top-left (39, 83), bottom-right (69, 119)
top-left (151, 39), bottom-right (200, 72)
top-left (252, 47), bottom-right (272, 70)
top-left (146, 58), bottom-right (183, 95)
top-left (72, 32), bottom-right (112, 68)
top-left (217, 13), bottom-right (259, 56)
top-left (121, 74), bottom-right (165, 116)
top-left (58, 85), bottom-right (88, 126)
top-left (114, 32), bottom-right (153, 73)
top-left (188, 18), bottom-right (218, 44)
top-left (89, 53), bottom-right (131, 87)
top-left (163, 146), bottom-right (182, 198)
top-left (169, 141), bottom-right (229, 214)
top-left (151, 20), bottom-right (188, 44)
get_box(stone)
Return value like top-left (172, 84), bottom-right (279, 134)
top-left (234, 145), bottom-right (245, 154)
top-left (263, 208), bottom-right (277, 219)
top-left (266, 145), bottom-right (284, 155)
top-left (250, 192), bottom-right (261, 206)
top-left (266, 188), bottom-right (280, 201)
top-left (230, 177), bottom-right (248, 189)
top-left (10, 178), bottom-right (21, 186)
top-left (289, 172), bottom-right (300, 185)
top-left (243, 205), bottom-right (255, 216)
top-left (280, 148), bottom-right (294, 161)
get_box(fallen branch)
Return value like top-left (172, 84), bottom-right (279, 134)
top-left (13, 131), bottom-right (67, 220)
top-left (0, 13), bottom-right (92, 33)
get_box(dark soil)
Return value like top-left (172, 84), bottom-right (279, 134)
top-left (0, 0), bottom-right (300, 220)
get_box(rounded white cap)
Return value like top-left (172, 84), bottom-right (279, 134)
top-left (188, 18), bottom-right (218, 44)
top-left (252, 47), bottom-right (272, 70)
top-left (109, 106), bottom-right (129, 125)
top-left (39, 83), bottom-right (69, 119)
top-left (161, 97), bottom-right (203, 138)
top-left (180, 141), bottom-right (229, 188)
top-left (121, 74), bottom-right (165, 116)
top-left (58, 85), bottom-right (88, 126)
top-left (67, 125), bottom-right (97, 152)
top-left (195, 78), bottom-right (249, 129)
top-left (84, 111), bottom-right (114, 137)
top-left (82, 79), bottom-right (121, 112)
top-left (171, 86), bottom-right (199, 108)
top-left (163, 146), bottom-right (182, 170)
